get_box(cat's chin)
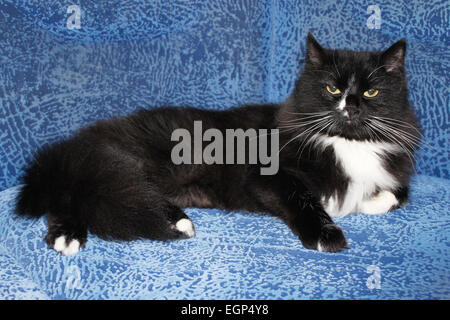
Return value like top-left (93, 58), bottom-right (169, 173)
top-left (327, 125), bottom-right (371, 142)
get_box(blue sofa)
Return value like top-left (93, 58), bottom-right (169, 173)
top-left (0, 0), bottom-right (448, 299)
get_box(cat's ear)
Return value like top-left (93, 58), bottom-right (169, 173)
top-left (306, 32), bottom-right (325, 67)
top-left (381, 39), bottom-right (406, 72)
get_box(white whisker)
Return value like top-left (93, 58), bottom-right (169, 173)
top-left (366, 120), bottom-right (417, 171)
top-left (367, 65), bottom-right (388, 79)
top-left (371, 116), bottom-right (423, 137)
top-left (278, 118), bottom-right (332, 155)
top-left (298, 120), bottom-right (334, 159)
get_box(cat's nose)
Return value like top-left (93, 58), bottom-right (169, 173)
top-left (345, 106), bottom-right (362, 119)
top-left (342, 95), bottom-right (362, 120)
top-left (336, 94), bottom-right (362, 120)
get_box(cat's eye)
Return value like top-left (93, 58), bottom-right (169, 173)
top-left (363, 89), bottom-right (379, 98)
top-left (326, 85), bottom-right (341, 95)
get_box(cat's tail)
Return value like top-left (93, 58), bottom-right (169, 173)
top-left (15, 141), bottom-right (78, 218)
top-left (15, 169), bottom-right (47, 218)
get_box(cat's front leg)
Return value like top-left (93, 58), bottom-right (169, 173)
top-left (359, 187), bottom-right (408, 215)
top-left (359, 190), bottom-right (398, 214)
top-left (289, 194), bottom-right (349, 252)
top-left (247, 177), bottom-right (348, 253)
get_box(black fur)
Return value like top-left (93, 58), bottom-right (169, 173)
top-left (16, 34), bottom-right (421, 253)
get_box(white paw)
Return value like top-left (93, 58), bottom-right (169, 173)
top-left (359, 190), bottom-right (398, 215)
top-left (317, 242), bottom-right (324, 252)
top-left (53, 236), bottom-right (81, 256)
top-left (175, 218), bottom-right (196, 238)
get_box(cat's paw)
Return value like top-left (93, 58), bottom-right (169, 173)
top-left (317, 224), bottom-right (348, 253)
top-left (173, 218), bottom-right (196, 238)
top-left (359, 190), bottom-right (399, 215)
top-left (45, 233), bottom-right (86, 256)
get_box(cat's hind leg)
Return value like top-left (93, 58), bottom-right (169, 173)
top-left (44, 189), bottom-right (196, 255)
top-left (86, 186), bottom-right (197, 244)
top-left (20, 139), bottom-right (196, 255)
top-left (45, 214), bottom-right (87, 256)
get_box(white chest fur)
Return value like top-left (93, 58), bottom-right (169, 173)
top-left (317, 136), bottom-right (400, 217)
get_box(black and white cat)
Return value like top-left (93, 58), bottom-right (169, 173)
top-left (16, 33), bottom-right (421, 255)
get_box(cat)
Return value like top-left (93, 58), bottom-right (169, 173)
top-left (15, 33), bottom-right (421, 255)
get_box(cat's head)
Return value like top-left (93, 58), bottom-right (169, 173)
top-left (281, 33), bottom-right (421, 147)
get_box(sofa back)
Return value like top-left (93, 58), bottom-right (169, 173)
top-left (0, 0), bottom-right (448, 191)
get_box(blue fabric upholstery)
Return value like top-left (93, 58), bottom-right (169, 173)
top-left (0, 1), bottom-right (448, 299)
top-left (0, 175), bottom-right (449, 299)
top-left (0, 247), bottom-right (49, 299)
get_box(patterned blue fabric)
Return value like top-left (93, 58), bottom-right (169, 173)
top-left (0, 175), bottom-right (449, 299)
top-left (0, 247), bottom-right (49, 299)
top-left (0, 1), bottom-right (449, 299)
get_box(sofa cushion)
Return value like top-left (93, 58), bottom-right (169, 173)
top-left (0, 174), bottom-right (448, 299)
